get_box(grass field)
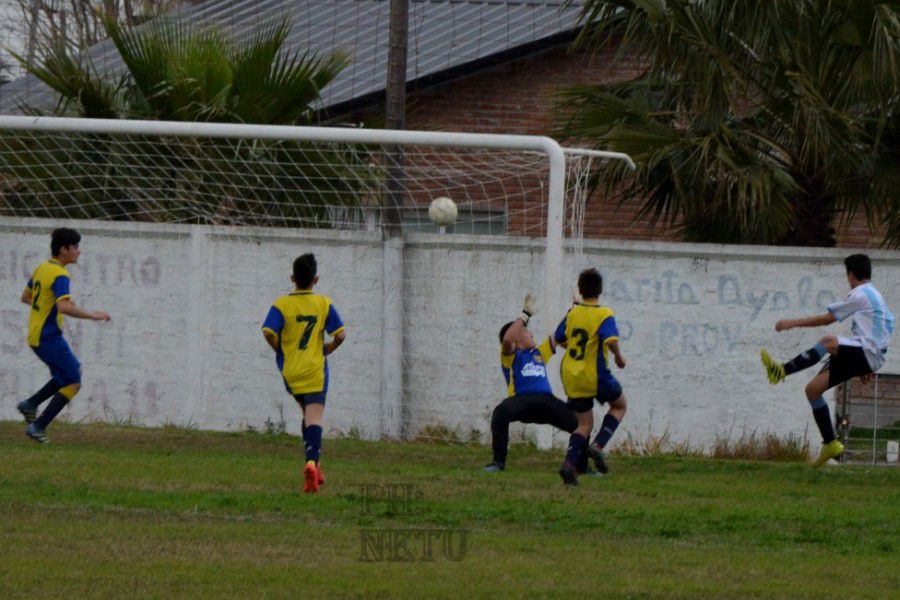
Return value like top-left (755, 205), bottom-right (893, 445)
top-left (1, 421), bottom-right (898, 599)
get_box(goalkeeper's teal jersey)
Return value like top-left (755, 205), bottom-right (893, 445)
top-left (262, 291), bottom-right (344, 395)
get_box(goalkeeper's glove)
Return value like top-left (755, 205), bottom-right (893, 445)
top-left (519, 293), bottom-right (536, 325)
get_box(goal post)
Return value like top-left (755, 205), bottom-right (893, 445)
top-left (0, 115), bottom-right (633, 444)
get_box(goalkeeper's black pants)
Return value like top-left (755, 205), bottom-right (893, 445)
top-left (491, 393), bottom-right (578, 465)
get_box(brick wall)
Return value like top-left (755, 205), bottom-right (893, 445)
top-left (835, 211), bottom-right (887, 249)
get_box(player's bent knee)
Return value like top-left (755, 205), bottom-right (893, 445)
top-left (820, 336), bottom-right (839, 353)
top-left (60, 383), bottom-right (80, 400)
top-left (805, 380), bottom-right (826, 401)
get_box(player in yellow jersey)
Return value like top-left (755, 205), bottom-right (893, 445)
top-left (17, 228), bottom-right (111, 443)
top-left (262, 254), bottom-right (346, 493)
top-left (554, 268), bottom-right (628, 485)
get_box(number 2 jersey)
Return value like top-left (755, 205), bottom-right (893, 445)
top-left (262, 291), bottom-right (345, 395)
top-left (25, 258), bottom-right (72, 348)
top-left (554, 302), bottom-right (619, 398)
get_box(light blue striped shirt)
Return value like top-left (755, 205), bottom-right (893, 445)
top-left (828, 282), bottom-right (895, 371)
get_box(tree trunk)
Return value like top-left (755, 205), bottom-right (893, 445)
top-left (778, 174), bottom-right (837, 247)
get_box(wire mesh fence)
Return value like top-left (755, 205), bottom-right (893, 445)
top-left (837, 373), bottom-right (900, 465)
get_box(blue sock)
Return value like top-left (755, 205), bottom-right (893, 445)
top-left (809, 397), bottom-right (836, 444)
top-left (576, 446), bottom-right (589, 473)
top-left (784, 343), bottom-right (827, 375)
top-left (301, 421), bottom-right (308, 442)
top-left (304, 425), bottom-right (322, 463)
top-left (25, 379), bottom-right (62, 409)
top-left (564, 433), bottom-right (588, 468)
top-left (593, 414), bottom-right (621, 449)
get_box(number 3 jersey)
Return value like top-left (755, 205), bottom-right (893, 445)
top-left (262, 291), bottom-right (344, 395)
top-left (555, 303), bottom-right (619, 398)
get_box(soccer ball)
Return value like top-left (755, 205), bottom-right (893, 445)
top-left (428, 196), bottom-right (458, 227)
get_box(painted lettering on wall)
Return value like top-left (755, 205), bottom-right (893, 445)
top-left (0, 249), bottom-right (161, 287)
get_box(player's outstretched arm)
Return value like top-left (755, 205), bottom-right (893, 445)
top-left (325, 330), bottom-right (347, 356)
top-left (775, 312), bottom-right (836, 332)
top-left (21, 288), bottom-right (32, 305)
top-left (57, 298), bottom-right (110, 322)
top-left (502, 294), bottom-right (535, 353)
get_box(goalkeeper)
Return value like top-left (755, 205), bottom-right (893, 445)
top-left (484, 294), bottom-right (578, 472)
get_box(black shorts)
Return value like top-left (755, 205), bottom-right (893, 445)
top-left (568, 374), bottom-right (623, 413)
top-left (822, 345), bottom-right (873, 388)
top-left (293, 392), bottom-right (326, 407)
top-left (494, 393), bottom-right (577, 433)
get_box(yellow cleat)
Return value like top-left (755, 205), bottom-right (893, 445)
top-left (760, 349), bottom-right (786, 384)
top-left (811, 440), bottom-right (845, 468)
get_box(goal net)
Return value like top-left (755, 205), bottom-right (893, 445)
top-left (0, 116), bottom-right (631, 445)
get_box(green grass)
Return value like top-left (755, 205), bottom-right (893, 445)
top-left (1, 421), bottom-right (898, 599)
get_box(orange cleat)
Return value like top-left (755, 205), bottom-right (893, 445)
top-left (317, 463), bottom-right (325, 486)
top-left (303, 460), bottom-right (320, 493)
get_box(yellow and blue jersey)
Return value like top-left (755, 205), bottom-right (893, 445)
top-left (499, 338), bottom-right (555, 397)
top-left (262, 291), bottom-right (344, 395)
top-left (555, 302), bottom-right (619, 398)
top-left (25, 259), bottom-right (72, 348)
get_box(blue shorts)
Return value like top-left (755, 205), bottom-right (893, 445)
top-left (32, 337), bottom-right (81, 386)
top-left (567, 374), bottom-right (623, 413)
top-left (293, 392), bottom-right (326, 407)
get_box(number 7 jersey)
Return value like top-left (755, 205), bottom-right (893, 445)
top-left (555, 303), bottom-right (619, 398)
top-left (262, 291), bottom-right (345, 395)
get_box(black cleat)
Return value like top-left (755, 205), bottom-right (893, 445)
top-left (588, 444), bottom-right (609, 475)
top-left (26, 423), bottom-right (48, 444)
top-left (558, 462), bottom-right (579, 486)
top-left (17, 401), bottom-right (36, 424)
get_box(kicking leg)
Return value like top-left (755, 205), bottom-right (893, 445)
top-left (762, 336), bottom-right (837, 384)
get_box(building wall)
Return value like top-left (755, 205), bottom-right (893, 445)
top-left (3, 217), bottom-right (898, 452)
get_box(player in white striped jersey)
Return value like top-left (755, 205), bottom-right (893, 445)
top-left (760, 254), bottom-right (894, 467)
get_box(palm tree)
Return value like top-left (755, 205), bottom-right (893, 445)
top-left (560, 0), bottom-right (900, 247)
top-left (3, 17), bottom-right (361, 228)
top-left (14, 16), bottom-right (348, 124)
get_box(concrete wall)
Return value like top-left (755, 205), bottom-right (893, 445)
top-left (2, 217), bottom-right (898, 452)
